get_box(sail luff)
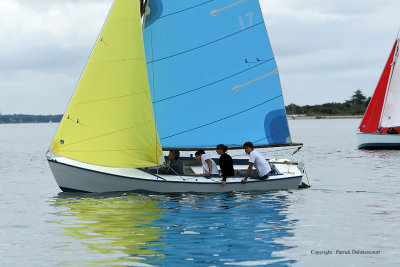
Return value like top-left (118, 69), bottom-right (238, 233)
top-left (50, 0), bottom-right (162, 167)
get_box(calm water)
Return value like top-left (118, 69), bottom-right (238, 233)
top-left (0, 119), bottom-right (399, 266)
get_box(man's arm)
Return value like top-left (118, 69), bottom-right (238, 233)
top-left (205, 159), bottom-right (213, 176)
top-left (241, 163), bottom-right (253, 184)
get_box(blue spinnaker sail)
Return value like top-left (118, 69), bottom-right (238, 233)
top-left (143, 0), bottom-right (291, 148)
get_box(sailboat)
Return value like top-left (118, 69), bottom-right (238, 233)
top-left (357, 34), bottom-right (400, 149)
top-left (46, 0), bottom-right (306, 193)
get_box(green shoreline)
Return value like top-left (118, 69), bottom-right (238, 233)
top-left (0, 114), bottom-right (363, 124)
top-left (287, 115), bottom-right (363, 120)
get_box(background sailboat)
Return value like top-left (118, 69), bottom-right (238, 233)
top-left (46, 0), bottom-right (304, 193)
top-left (357, 34), bottom-right (400, 149)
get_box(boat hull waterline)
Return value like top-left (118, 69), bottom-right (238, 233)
top-left (357, 132), bottom-right (400, 149)
top-left (48, 159), bottom-right (303, 193)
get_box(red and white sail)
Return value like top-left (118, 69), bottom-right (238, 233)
top-left (359, 40), bottom-right (398, 133)
top-left (380, 41), bottom-right (400, 128)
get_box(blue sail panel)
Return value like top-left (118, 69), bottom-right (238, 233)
top-left (144, 0), bottom-right (291, 148)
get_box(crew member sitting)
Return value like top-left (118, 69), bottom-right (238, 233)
top-left (153, 149), bottom-right (184, 175)
top-left (240, 141), bottom-right (271, 184)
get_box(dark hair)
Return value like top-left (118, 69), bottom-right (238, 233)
top-left (195, 149), bottom-right (205, 156)
top-left (169, 149), bottom-right (180, 160)
top-left (216, 144), bottom-right (228, 152)
top-left (243, 141), bottom-right (254, 148)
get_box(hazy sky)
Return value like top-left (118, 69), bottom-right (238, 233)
top-left (1, 0), bottom-right (400, 114)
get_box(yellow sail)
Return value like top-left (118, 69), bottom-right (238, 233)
top-left (51, 0), bottom-right (162, 167)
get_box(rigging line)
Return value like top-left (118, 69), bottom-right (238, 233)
top-left (158, 0), bottom-right (215, 19)
top-left (150, 24), bottom-right (159, 163)
top-left (146, 22), bottom-right (263, 64)
top-left (160, 95), bottom-right (282, 140)
top-left (233, 69), bottom-right (278, 91)
top-left (210, 0), bottom-right (249, 16)
top-left (253, 137), bottom-right (292, 145)
top-left (250, 136), bottom-right (276, 145)
top-left (152, 59), bottom-right (274, 103)
top-left (253, 137), bottom-right (268, 143)
top-left (252, 137), bottom-right (277, 144)
top-left (258, 147), bottom-right (300, 153)
top-left (60, 120), bottom-right (154, 147)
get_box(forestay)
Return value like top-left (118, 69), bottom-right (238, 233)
top-left (143, 0), bottom-right (292, 148)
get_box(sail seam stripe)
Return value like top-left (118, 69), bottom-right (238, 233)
top-left (160, 95), bottom-right (282, 140)
top-left (146, 22), bottom-right (263, 64)
top-left (56, 149), bottom-right (147, 152)
top-left (76, 93), bottom-right (142, 105)
top-left (158, 0), bottom-right (215, 19)
top-left (94, 58), bottom-right (144, 63)
top-left (109, 19), bottom-right (141, 22)
top-left (153, 59), bottom-right (274, 103)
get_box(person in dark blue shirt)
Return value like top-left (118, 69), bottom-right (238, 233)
top-left (216, 144), bottom-right (234, 185)
top-left (151, 149), bottom-right (184, 175)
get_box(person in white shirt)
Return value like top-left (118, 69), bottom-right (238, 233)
top-left (241, 141), bottom-right (271, 184)
top-left (195, 150), bottom-right (219, 177)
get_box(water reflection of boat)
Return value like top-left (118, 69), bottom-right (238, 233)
top-left (52, 193), bottom-right (163, 266)
top-left (145, 192), bottom-right (297, 266)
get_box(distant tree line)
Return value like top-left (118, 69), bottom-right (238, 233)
top-left (0, 114), bottom-right (62, 124)
top-left (0, 90), bottom-right (370, 123)
top-left (286, 90), bottom-right (371, 116)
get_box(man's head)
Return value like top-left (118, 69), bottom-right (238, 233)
top-left (243, 141), bottom-right (254, 154)
top-left (216, 144), bottom-right (228, 155)
top-left (195, 150), bottom-right (205, 162)
top-left (169, 149), bottom-right (180, 161)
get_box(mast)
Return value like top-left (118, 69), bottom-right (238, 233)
top-left (140, 0), bottom-right (149, 27)
top-left (140, 0), bottom-right (149, 16)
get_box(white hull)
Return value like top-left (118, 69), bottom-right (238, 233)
top-left (357, 132), bottom-right (400, 149)
top-left (47, 156), bottom-right (303, 193)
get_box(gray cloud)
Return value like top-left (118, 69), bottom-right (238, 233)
top-left (0, 0), bottom-right (111, 114)
top-left (1, 0), bottom-right (400, 113)
top-left (261, 0), bottom-right (400, 105)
